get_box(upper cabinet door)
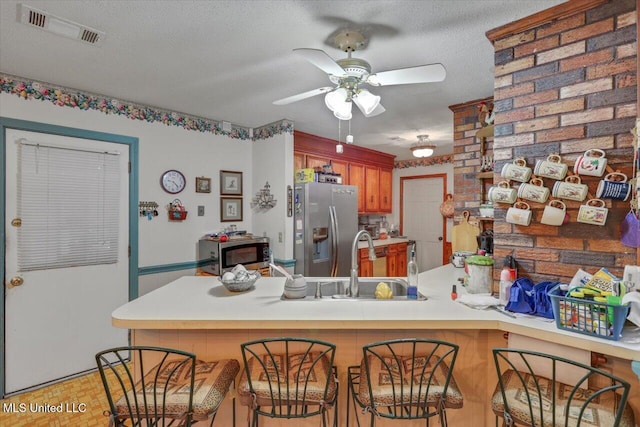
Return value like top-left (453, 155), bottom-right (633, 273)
top-left (294, 153), bottom-right (305, 172)
top-left (349, 163), bottom-right (366, 213)
top-left (379, 169), bottom-right (392, 213)
top-left (330, 160), bottom-right (348, 184)
top-left (365, 166), bottom-right (380, 212)
top-left (306, 155), bottom-right (330, 170)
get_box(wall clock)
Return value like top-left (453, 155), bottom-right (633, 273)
top-left (160, 169), bottom-right (186, 194)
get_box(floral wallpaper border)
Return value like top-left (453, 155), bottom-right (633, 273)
top-left (0, 73), bottom-right (293, 141)
top-left (394, 154), bottom-right (454, 169)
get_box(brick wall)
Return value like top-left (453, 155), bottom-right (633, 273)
top-left (487, 0), bottom-right (637, 283)
top-left (450, 97), bottom-right (494, 216)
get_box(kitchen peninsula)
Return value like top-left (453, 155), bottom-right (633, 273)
top-left (112, 265), bottom-right (640, 426)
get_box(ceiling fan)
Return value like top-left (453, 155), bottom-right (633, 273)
top-left (273, 30), bottom-right (447, 120)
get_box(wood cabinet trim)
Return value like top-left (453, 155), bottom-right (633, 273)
top-left (294, 131), bottom-right (395, 169)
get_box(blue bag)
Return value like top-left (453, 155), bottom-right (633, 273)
top-left (505, 277), bottom-right (535, 314)
top-left (533, 281), bottom-right (557, 319)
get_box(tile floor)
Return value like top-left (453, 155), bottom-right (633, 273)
top-left (0, 365), bottom-right (124, 426)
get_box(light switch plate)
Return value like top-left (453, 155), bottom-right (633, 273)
top-left (198, 205), bottom-right (205, 216)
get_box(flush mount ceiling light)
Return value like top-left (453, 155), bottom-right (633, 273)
top-left (411, 135), bottom-right (436, 158)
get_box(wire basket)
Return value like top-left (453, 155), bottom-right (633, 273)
top-left (548, 284), bottom-right (630, 341)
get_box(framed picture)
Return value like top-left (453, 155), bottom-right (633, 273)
top-left (221, 197), bottom-right (243, 222)
top-left (220, 170), bottom-right (242, 195)
top-left (195, 176), bottom-right (211, 193)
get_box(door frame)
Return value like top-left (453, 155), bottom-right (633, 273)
top-left (399, 173), bottom-right (448, 265)
top-left (0, 117), bottom-right (139, 397)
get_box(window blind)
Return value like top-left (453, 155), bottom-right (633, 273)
top-left (17, 141), bottom-right (121, 271)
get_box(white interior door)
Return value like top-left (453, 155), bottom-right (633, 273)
top-left (402, 176), bottom-right (445, 272)
top-left (4, 129), bottom-right (129, 394)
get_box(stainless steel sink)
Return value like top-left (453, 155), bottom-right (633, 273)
top-left (282, 277), bottom-right (427, 301)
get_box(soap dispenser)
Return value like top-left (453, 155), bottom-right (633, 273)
top-left (407, 247), bottom-right (418, 299)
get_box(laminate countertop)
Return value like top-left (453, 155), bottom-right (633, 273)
top-left (112, 264), bottom-right (640, 361)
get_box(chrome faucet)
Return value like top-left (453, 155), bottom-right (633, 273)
top-left (350, 230), bottom-right (376, 297)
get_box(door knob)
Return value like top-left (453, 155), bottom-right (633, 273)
top-left (8, 276), bottom-right (24, 288)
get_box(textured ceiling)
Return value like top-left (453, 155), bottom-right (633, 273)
top-left (0, 0), bottom-right (565, 160)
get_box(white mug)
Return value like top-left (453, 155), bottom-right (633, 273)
top-left (577, 199), bottom-right (608, 226)
top-left (534, 154), bottom-right (568, 180)
top-left (541, 200), bottom-right (567, 226)
top-left (552, 175), bottom-right (588, 202)
top-left (574, 149), bottom-right (607, 177)
top-left (506, 201), bottom-right (532, 226)
top-left (518, 178), bottom-right (550, 204)
top-left (488, 180), bottom-right (518, 204)
top-left (501, 158), bottom-right (532, 183)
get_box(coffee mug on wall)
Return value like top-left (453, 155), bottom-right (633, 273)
top-left (506, 201), bottom-right (532, 226)
top-left (596, 172), bottom-right (631, 201)
top-left (534, 154), bottom-right (568, 180)
top-left (541, 200), bottom-right (567, 226)
top-left (552, 175), bottom-right (588, 202)
top-left (573, 149), bottom-right (607, 177)
top-left (577, 199), bottom-right (608, 226)
top-left (488, 180), bottom-right (518, 204)
top-left (501, 158), bottom-right (532, 182)
top-left (517, 178), bottom-right (550, 204)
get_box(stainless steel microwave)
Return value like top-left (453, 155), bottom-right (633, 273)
top-left (198, 237), bottom-right (270, 275)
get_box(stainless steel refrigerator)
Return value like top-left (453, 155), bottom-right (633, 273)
top-left (294, 182), bottom-right (358, 277)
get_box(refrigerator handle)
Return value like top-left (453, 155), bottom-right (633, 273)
top-left (329, 206), bottom-right (339, 277)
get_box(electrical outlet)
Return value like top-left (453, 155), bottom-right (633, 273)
top-left (278, 232), bottom-right (283, 243)
top-left (198, 205), bottom-right (205, 216)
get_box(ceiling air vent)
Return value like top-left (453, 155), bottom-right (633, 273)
top-left (18, 4), bottom-right (106, 46)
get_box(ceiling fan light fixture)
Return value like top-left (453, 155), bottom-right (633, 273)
top-left (324, 88), bottom-right (348, 112)
top-left (333, 101), bottom-right (352, 120)
top-left (353, 89), bottom-right (380, 115)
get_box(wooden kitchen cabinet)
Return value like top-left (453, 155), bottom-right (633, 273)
top-left (294, 131), bottom-right (395, 214)
top-left (358, 247), bottom-right (373, 277)
top-left (349, 163), bottom-right (366, 212)
top-left (358, 242), bottom-right (408, 278)
top-left (294, 152), bottom-right (305, 172)
top-left (330, 159), bottom-right (348, 184)
top-left (365, 166), bottom-right (380, 212)
top-left (386, 243), bottom-right (398, 276)
top-left (396, 242), bottom-right (407, 276)
top-left (306, 155), bottom-right (330, 170)
top-left (379, 168), bottom-right (392, 212)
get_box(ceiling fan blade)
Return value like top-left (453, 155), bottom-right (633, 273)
top-left (368, 63), bottom-right (446, 86)
top-left (293, 48), bottom-right (346, 77)
top-left (354, 99), bottom-right (386, 117)
top-left (273, 87), bottom-right (334, 105)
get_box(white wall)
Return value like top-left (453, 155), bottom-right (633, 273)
top-left (1, 93), bottom-right (292, 292)
top-left (251, 132), bottom-right (294, 262)
top-left (390, 163), bottom-right (455, 242)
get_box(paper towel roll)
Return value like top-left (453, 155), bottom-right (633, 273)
top-left (622, 291), bottom-right (640, 327)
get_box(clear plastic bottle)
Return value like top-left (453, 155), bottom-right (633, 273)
top-left (407, 249), bottom-right (418, 299)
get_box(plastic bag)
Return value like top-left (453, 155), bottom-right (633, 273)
top-left (620, 210), bottom-right (640, 248)
top-left (505, 277), bottom-right (535, 314)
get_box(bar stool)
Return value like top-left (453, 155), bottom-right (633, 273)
top-left (347, 338), bottom-right (463, 426)
top-left (492, 348), bottom-right (635, 426)
top-left (95, 346), bottom-right (240, 426)
top-left (237, 337), bottom-right (338, 426)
